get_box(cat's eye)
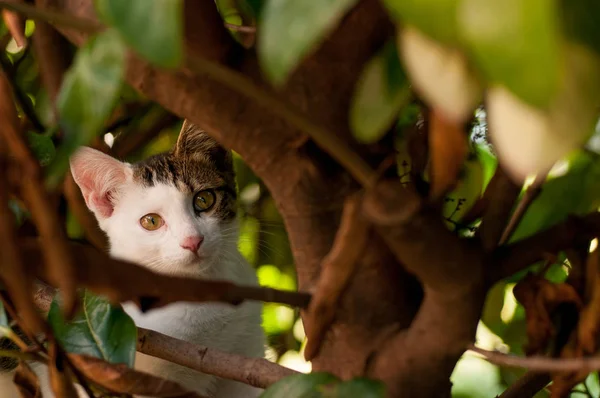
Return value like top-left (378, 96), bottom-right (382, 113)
top-left (140, 213), bottom-right (164, 231)
top-left (193, 190), bottom-right (216, 212)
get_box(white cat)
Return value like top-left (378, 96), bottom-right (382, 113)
top-left (0, 121), bottom-right (265, 397)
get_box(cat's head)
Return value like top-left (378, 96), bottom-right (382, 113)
top-left (70, 121), bottom-right (238, 277)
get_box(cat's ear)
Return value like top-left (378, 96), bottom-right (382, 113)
top-left (174, 120), bottom-right (233, 172)
top-left (69, 147), bottom-right (130, 219)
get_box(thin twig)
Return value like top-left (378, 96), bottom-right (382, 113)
top-left (224, 23), bottom-right (256, 33)
top-left (0, 349), bottom-right (40, 361)
top-left (471, 345), bottom-right (600, 372)
top-left (498, 371), bottom-right (551, 398)
top-left (0, 77), bottom-right (46, 335)
top-left (0, 49), bottom-right (45, 132)
top-left (489, 212), bottom-right (600, 284)
top-left (0, 69), bottom-right (78, 318)
top-left (498, 169), bottom-right (550, 245)
top-left (137, 328), bottom-right (297, 389)
top-left (477, 166), bottom-right (521, 251)
top-left (304, 193), bottom-right (370, 361)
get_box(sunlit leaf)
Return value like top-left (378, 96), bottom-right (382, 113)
top-left (510, 150), bottom-right (600, 243)
top-left (350, 40), bottom-right (410, 143)
top-left (258, 0), bottom-right (359, 85)
top-left (47, 29), bottom-right (125, 186)
top-left (260, 372), bottom-right (340, 398)
top-left (26, 131), bottom-right (55, 167)
top-left (442, 154), bottom-right (483, 229)
top-left (474, 144), bottom-right (497, 190)
top-left (481, 282), bottom-right (507, 337)
top-left (95, 0), bottom-right (183, 68)
top-left (398, 26), bottom-right (482, 122)
top-left (382, 0), bottom-right (460, 44)
top-left (487, 42), bottom-right (600, 181)
top-left (48, 290), bottom-right (136, 367)
top-left (458, 0), bottom-right (561, 108)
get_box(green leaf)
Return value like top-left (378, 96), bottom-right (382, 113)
top-left (95, 0), bottom-right (183, 68)
top-left (48, 290), bottom-right (137, 367)
top-left (261, 372), bottom-right (340, 398)
top-left (258, 0), bottom-right (359, 85)
top-left (481, 282), bottom-right (507, 337)
top-left (382, 0), bottom-right (460, 44)
top-left (510, 150), bottom-right (600, 243)
top-left (458, 0), bottom-right (561, 108)
top-left (474, 144), bottom-right (497, 190)
top-left (319, 378), bottom-right (385, 397)
top-left (47, 29), bottom-right (125, 187)
top-left (561, 0), bottom-right (600, 55)
top-left (442, 152), bottom-right (484, 229)
top-left (26, 131), bottom-right (55, 167)
top-left (350, 41), bottom-right (410, 143)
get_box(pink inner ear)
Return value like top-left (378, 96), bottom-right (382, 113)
top-left (87, 190), bottom-right (115, 218)
top-left (70, 147), bottom-right (127, 219)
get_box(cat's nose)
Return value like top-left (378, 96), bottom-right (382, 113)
top-left (180, 236), bottom-right (203, 253)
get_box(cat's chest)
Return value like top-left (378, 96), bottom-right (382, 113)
top-left (122, 301), bottom-right (234, 342)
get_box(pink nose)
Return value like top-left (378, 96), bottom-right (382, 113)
top-left (180, 236), bottom-right (203, 253)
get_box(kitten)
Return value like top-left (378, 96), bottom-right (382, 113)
top-left (0, 121), bottom-right (266, 397)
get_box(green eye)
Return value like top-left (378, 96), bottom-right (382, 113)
top-left (194, 190), bottom-right (216, 212)
top-left (140, 213), bottom-right (164, 231)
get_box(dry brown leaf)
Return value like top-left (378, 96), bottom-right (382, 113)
top-left (551, 248), bottom-right (600, 397)
top-left (513, 274), bottom-right (583, 355)
top-left (13, 361), bottom-right (41, 398)
top-left (428, 108), bottom-right (468, 200)
top-left (69, 354), bottom-right (206, 397)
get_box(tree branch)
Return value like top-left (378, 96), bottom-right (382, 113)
top-left (21, 238), bottom-right (311, 310)
top-left (33, 281), bottom-right (298, 390)
top-left (183, 0), bottom-right (242, 64)
top-left (137, 328), bottom-right (297, 389)
top-left (471, 345), bottom-right (600, 373)
top-left (477, 166), bottom-right (521, 251)
top-left (489, 213), bottom-right (600, 283)
top-left (0, 68), bottom-right (78, 318)
top-left (498, 371), bottom-right (551, 398)
top-left (304, 193), bottom-right (371, 361)
top-left (498, 169), bottom-right (549, 245)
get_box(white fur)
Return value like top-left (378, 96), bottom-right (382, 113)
top-left (0, 148), bottom-right (265, 398)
